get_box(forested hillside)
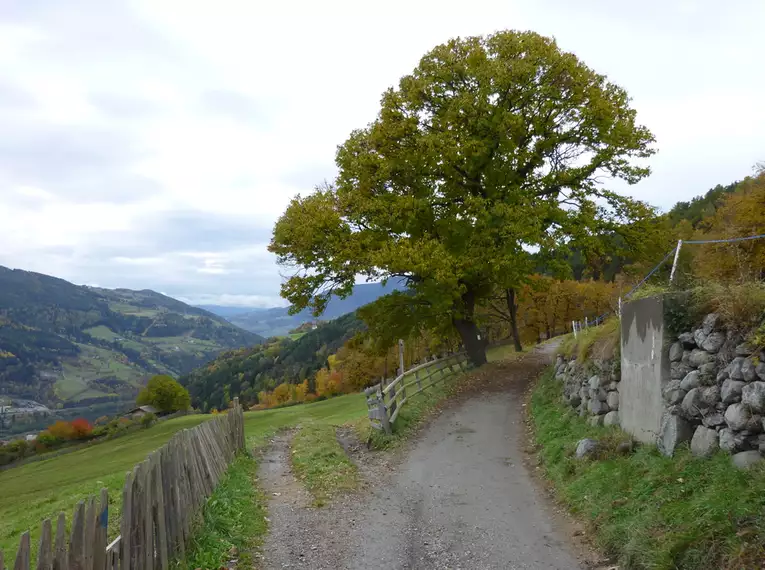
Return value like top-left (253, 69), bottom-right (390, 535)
top-left (0, 266), bottom-right (263, 410)
top-left (179, 312), bottom-right (364, 411)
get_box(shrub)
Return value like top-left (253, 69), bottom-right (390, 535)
top-left (137, 375), bottom-right (191, 413)
top-left (91, 425), bottom-right (108, 438)
top-left (47, 420), bottom-right (76, 440)
top-left (70, 418), bottom-right (93, 439)
top-left (5, 439), bottom-right (29, 458)
top-left (36, 430), bottom-right (62, 448)
top-left (692, 282), bottom-right (765, 333)
top-left (140, 412), bottom-right (156, 427)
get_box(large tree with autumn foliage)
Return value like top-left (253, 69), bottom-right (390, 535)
top-left (270, 30), bottom-right (656, 366)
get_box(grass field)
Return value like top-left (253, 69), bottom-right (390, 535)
top-left (242, 393), bottom-right (368, 448)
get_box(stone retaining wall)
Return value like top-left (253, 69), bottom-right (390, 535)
top-left (555, 355), bottom-right (621, 427)
top-left (554, 294), bottom-right (765, 466)
top-left (662, 313), bottom-right (765, 458)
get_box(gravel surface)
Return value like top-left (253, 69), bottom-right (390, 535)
top-left (258, 344), bottom-right (591, 570)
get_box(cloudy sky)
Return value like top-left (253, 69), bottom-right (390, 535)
top-left (1, 0), bottom-right (763, 307)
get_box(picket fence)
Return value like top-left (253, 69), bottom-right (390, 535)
top-left (0, 399), bottom-right (245, 570)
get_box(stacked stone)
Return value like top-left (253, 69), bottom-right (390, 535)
top-left (660, 313), bottom-right (765, 465)
top-left (555, 354), bottom-right (620, 427)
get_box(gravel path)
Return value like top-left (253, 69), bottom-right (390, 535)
top-left (258, 345), bottom-right (591, 570)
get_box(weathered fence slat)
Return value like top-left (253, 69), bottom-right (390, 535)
top-left (53, 513), bottom-right (67, 570)
top-left (37, 519), bottom-right (53, 570)
top-left (83, 497), bottom-right (95, 570)
top-left (13, 531), bottom-right (30, 570)
top-left (105, 538), bottom-right (120, 570)
top-left (141, 460), bottom-right (153, 570)
top-left (152, 453), bottom-right (169, 570)
top-left (92, 490), bottom-right (107, 570)
top-left (128, 465), bottom-right (142, 570)
top-left (119, 470), bottom-right (133, 570)
top-left (68, 501), bottom-right (85, 570)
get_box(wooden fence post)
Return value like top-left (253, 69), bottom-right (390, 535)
top-left (377, 385), bottom-right (391, 435)
top-left (13, 531), bottom-right (30, 570)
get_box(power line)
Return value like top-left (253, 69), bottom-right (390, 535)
top-left (575, 232), bottom-right (765, 329)
top-left (684, 233), bottom-right (765, 245)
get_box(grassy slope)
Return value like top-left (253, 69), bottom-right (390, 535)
top-left (0, 414), bottom-right (211, 557)
top-left (531, 368), bottom-right (765, 570)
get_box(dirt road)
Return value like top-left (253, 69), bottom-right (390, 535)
top-left (259, 345), bottom-right (586, 569)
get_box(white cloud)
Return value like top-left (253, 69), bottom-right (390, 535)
top-left (0, 0), bottom-right (763, 307)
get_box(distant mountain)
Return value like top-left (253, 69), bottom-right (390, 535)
top-left (196, 305), bottom-right (266, 318)
top-left (0, 266), bottom-right (263, 415)
top-left (207, 280), bottom-right (405, 337)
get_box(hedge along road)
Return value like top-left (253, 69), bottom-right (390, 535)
top-left (260, 343), bottom-right (588, 570)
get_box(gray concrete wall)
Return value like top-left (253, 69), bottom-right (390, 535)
top-left (620, 296), bottom-right (670, 443)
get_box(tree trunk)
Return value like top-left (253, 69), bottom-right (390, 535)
top-left (452, 288), bottom-right (487, 367)
top-left (505, 288), bottom-right (523, 352)
top-left (453, 317), bottom-right (487, 367)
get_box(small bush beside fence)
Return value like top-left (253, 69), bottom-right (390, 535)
top-left (0, 400), bottom-right (245, 570)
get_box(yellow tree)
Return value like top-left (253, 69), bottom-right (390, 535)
top-left (692, 173), bottom-right (765, 282)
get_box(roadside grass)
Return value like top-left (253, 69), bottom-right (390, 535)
top-left (558, 317), bottom-right (620, 362)
top-left (291, 422), bottom-right (358, 506)
top-left (181, 454), bottom-right (266, 570)
top-left (531, 368), bottom-right (765, 570)
top-left (0, 414), bottom-right (211, 559)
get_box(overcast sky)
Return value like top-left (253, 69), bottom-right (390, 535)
top-left (1, 0), bottom-right (763, 308)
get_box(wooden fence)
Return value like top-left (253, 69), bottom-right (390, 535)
top-left (0, 400), bottom-right (245, 570)
top-left (364, 353), bottom-right (471, 433)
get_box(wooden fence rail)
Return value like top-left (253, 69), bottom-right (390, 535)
top-left (0, 399), bottom-right (245, 570)
top-left (364, 352), bottom-right (471, 434)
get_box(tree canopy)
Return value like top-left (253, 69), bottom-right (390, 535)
top-left (137, 375), bottom-right (191, 413)
top-left (270, 30), bottom-right (656, 365)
